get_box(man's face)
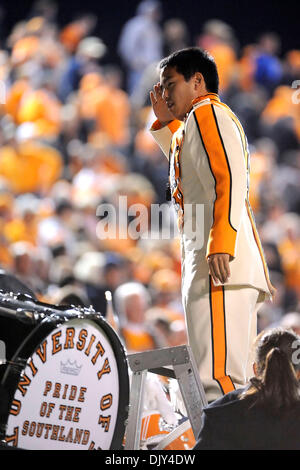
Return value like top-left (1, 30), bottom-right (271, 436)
top-left (160, 66), bottom-right (198, 121)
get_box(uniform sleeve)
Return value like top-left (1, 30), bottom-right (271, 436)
top-left (192, 104), bottom-right (247, 259)
top-left (149, 119), bottom-right (182, 159)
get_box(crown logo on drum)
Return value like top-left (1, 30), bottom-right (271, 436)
top-left (60, 359), bottom-right (82, 376)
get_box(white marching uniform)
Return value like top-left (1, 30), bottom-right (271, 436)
top-left (150, 93), bottom-right (274, 402)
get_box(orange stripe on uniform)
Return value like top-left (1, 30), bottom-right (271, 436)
top-left (150, 119), bottom-right (182, 133)
top-left (168, 120), bottom-right (182, 134)
top-left (194, 105), bottom-right (237, 258)
top-left (212, 101), bottom-right (250, 180)
top-left (209, 277), bottom-right (235, 395)
top-left (194, 96), bottom-right (250, 192)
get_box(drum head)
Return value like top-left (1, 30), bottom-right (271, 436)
top-left (2, 316), bottom-right (129, 450)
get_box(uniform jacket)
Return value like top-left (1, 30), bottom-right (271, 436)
top-left (150, 93), bottom-right (273, 297)
top-left (194, 387), bottom-right (300, 450)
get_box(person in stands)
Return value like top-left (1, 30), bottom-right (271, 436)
top-left (194, 327), bottom-right (300, 450)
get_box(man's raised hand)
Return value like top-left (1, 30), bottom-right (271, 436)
top-left (150, 82), bottom-right (174, 126)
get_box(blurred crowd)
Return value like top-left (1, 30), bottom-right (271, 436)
top-left (0, 0), bottom-right (299, 357)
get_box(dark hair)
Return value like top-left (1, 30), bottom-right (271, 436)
top-left (241, 328), bottom-right (300, 413)
top-left (159, 47), bottom-right (219, 94)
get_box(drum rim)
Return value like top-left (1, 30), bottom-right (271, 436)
top-left (2, 313), bottom-right (130, 451)
top-left (89, 315), bottom-right (130, 450)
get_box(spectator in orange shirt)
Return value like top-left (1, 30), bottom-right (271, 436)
top-left (16, 76), bottom-right (62, 139)
top-left (59, 14), bottom-right (97, 54)
top-left (89, 65), bottom-right (131, 149)
top-left (5, 77), bottom-right (32, 123)
top-left (0, 124), bottom-right (62, 194)
top-left (196, 20), bottom-right (238, 93)
top-left (3, 194), bottom-right (40, 246)
top-left (114, 281), bottom-right (159, 352)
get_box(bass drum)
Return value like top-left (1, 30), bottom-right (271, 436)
top-left (1, 312), bottom-right (129, 450)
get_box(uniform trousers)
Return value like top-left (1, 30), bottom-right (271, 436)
top-left (184, 277), bottom-right (265, 403)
